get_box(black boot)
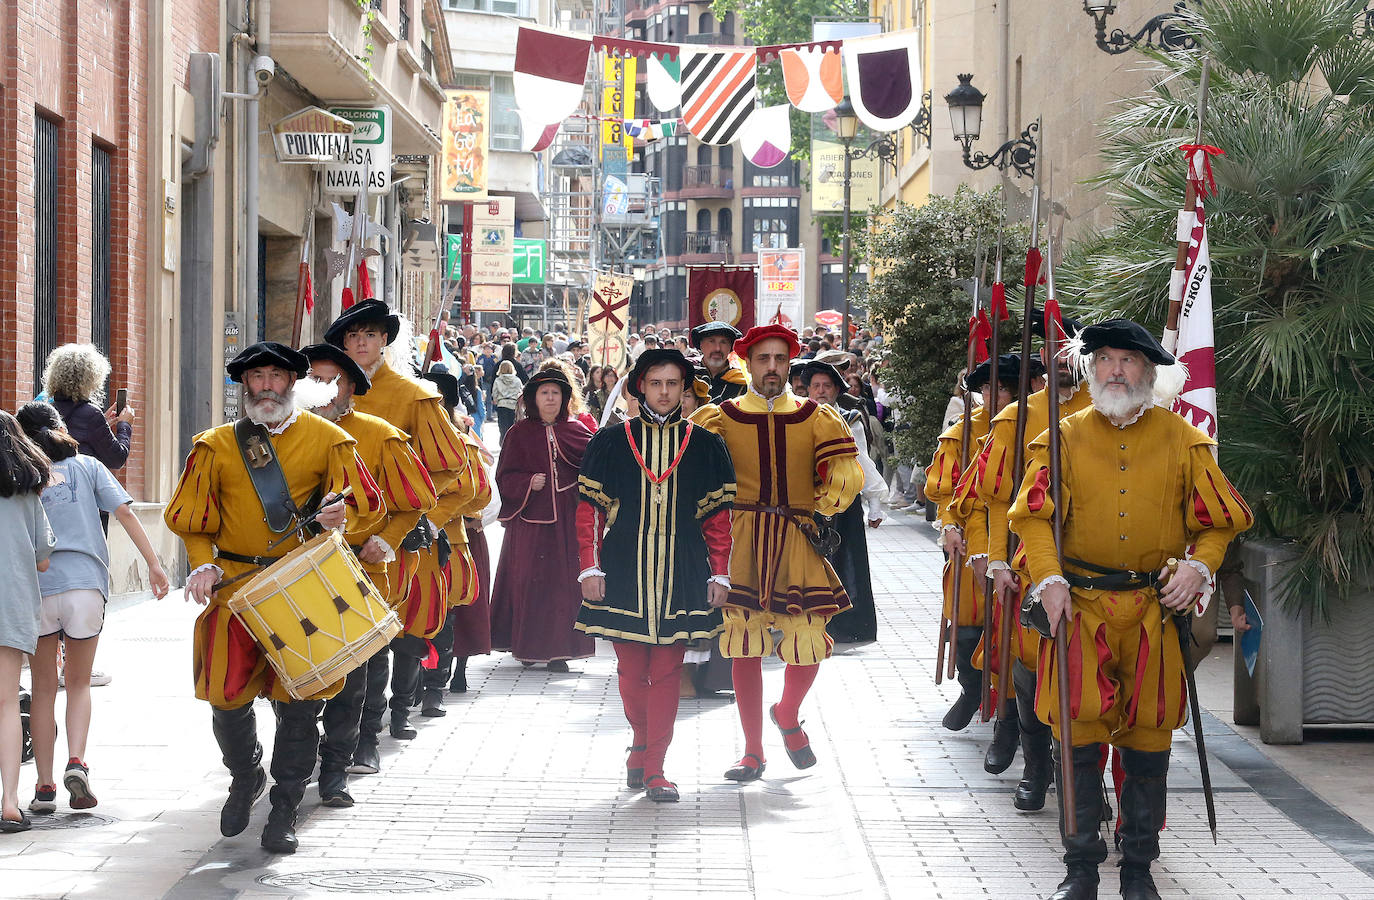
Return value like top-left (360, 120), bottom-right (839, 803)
top-left (984, 712), bottom-right (1020, 774)
top-left (420, 688), bottom-right (446, 717)
top-left (942, 626), bottom-right (983, 731)
top-left (261, 700), bottom-right (323, 854)
top-left (449, 656), bottom-right (468, 694)
top-left (211, 704), bottom-right (266, 837)
top-left (389, 637), bottom-right (423, 739)
top-left (1117, 748), bottom-right (1169, 900)
top-left (351, 652), bottom-right (390, 774)
top-left (1013, 662), bottom-right (1051, 811)
top-left (1046, 741), bottom-right (1109, 900)
top-left (319, 662), bottom-right (367, 808)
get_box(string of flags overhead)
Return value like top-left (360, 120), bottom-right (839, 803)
top-left (512, 24), bottom-right (924, 164)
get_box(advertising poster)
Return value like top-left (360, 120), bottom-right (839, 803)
top-left (758, 248), bottom-right (805, 328)
top-left (441, 89), bottom-right (490, 202)
top-left (470, 283), bottom-right (511, 313)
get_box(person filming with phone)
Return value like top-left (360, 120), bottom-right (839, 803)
top-left (41, 345), bottom-right (136, 475)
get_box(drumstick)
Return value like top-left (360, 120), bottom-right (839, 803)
top-left (211, 486), bottom-right (356, 592)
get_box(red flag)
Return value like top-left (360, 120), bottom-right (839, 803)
top-left (357, 261), bottom-right (374, 302)
top-left (341, 287), bottom-right (356, 310)
top-left (298, 262), bottom-right (314, 315)
top-left (968, 311), bottom-right (992, 364)
top-left (687, 267), bottom-right (756, 330)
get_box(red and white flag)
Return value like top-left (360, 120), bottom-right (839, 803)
top-left (1165, 147), bottom-right (1220, 439)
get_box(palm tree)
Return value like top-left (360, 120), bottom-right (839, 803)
top-left (1060, 0), bottom-right (1374, 616)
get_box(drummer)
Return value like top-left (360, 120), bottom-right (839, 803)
top-left (163, 341), bottom-right (384, 855)
top-left (300, 343), bottom-right (439, 809)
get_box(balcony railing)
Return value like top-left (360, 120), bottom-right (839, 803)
top-left (683, 165), bottom-right (734, 190)
top-left (685, 230), bottom-right (732, 256)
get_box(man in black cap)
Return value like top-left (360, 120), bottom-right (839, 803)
top-left (163, 342), bottom-right (384, 853)
top-left (689, 321), bottom-right (746, 403)
top-left (802, 361), bottom-right (886, 643)
top-left (574, 348), bottom-right (736, 802)
top-left (1010, 319), bottom-right (1252, 900)
top-left (300, 344), bottom-right (438, 808)
top-left (324, 300), bottom-right (488, 770)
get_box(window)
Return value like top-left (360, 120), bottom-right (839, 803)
top-left (718, 146), bottom-right (733, 171)
top-left (717, 208), bottom-right (732, 235)
top-left (695, 208), bottom-right (711, 231)
top-left (491, 74), bottom-right (520, 150)
top-left (92, 144), bottom-right (112, 359)
top-left (698, 11), bottom-right (714, 33)
top-left (750, 217), bottom-right (789, 250)
top-left (696, 145), bottom-right (712, 167)
top-left (34, 114), bottom-right (60, 394)
top-left (444, 0), bottom-right (528, 15)
top-left (398, 0), bottom-right (411, 39)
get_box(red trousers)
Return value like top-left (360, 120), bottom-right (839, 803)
top-left (613, 643), bottom-right (686, 778)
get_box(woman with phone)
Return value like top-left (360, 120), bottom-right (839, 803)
top-left (41, 344), bottom-right (135, 474)
top-left (16, 402), bottom-right (169, 815)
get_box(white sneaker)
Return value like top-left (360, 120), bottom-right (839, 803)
top-left (58, 670), bottom-right (113, 688)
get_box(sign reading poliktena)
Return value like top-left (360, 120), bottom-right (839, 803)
top-left (271, 107), bottom-right (355, 164)
top-left (324, 106), bottom-right (391, 195)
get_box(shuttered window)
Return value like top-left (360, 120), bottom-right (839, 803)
top-left (34, 114), bottom-right (60, 394)
top-left (92, 144), bottom-right (112, 358)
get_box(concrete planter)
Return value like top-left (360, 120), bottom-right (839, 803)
top-left (1233, 538), bottom-right (1374, 743)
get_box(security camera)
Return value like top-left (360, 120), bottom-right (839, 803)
top-left (252, 55), bottom-right (275, 86)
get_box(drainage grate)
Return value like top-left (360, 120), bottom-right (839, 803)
top-left (257, 870), bottom-right (491, 893)
top-left (29, 812), bottom-right (118, 829)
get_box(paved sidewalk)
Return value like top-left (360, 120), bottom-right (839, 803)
top-left (5, 511), bottom-right (1374, 898)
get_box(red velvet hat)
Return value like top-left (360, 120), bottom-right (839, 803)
top-left (733, 323), bottom-right (801, 360)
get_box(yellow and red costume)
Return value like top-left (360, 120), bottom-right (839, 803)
top-left (925, 406), bottom-right (991, 629)
top-left (164, 411), bottom-right (383, 708)
top-left (1009, 405), bottom-right (1252, 752)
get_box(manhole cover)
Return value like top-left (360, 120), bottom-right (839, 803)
top-left (257, 870), bottom-right (491, 893)
top-left (29, 812), bottom-right (118, 829)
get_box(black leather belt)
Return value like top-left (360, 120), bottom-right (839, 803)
top-left (1062, 556), bottom-right (1162, 592)
top-left (216, 549), bottom-right (285, 567)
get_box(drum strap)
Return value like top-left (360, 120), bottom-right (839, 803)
top-left (234, 418), bottom-right (302, 534)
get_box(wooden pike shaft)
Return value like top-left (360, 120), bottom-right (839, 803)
top-left (980, 215), bottom-right (1007, 721)
top-left (1166, 57), bottom-right (1211, 338)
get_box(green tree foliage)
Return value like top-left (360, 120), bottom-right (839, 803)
top-left (1056, 0), bottom-right (1374, 615)
top-left (861, 187), bottom-right (1029, 462)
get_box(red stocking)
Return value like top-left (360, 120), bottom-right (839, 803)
top-left (613, 644), bottom-right (650, 768)
top-left (775, 663), bottom-right (820, 752)
top-left (643, 645), bottom-right (686, 778)
top-left (731, 657), bottom-right (765, 762)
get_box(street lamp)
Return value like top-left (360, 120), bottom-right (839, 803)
top-left (1082, 1), bottom-right (1196, 54)
top-left (834, 97), bottom-right (898, 344)
top-left (943, 74), bottom-right (1038, 179)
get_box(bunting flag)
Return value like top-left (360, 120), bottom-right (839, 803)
top-left (646, 54), bottom-right (682, 112)
top-left (688, 266), bottom-right (756, 330)
top-left (513, 26), bottom-right (592, 128)
top-left (592, 35), bottom-right (679, 60)
top-left (842, 29), bottom-right (924, 131)
top-left (756, 39), bottom-right (845, 64)
top-left (517, 110), bottom-right (560, 152)
top-left (737, 104), bottom-right (790, 169)
top-left (779, 46), bottom-right (843, 113)
top-left (624, 118), bottom-right (682, 142)
top-left (680, 48), bottom-right (757, 146)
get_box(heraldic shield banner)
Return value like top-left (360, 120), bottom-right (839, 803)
top-left (687, 267), bottom-right (756, 331)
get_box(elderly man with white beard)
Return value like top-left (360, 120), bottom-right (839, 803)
top-left (299, 343), bottom-right (438, 810)
top-left (1009, 319), bottom-right (1253, 900)
top-left (164, 342), bottom-right (383, 854)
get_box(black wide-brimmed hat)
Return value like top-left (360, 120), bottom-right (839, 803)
top-left (422, 371), bottom-right (459, 410)
top-left (801, 360), bottom-right (846, 390)
top-left (689, 321), bottom-right (742, 347)
top-left (226, 341), bottom-right (308, 383)
top-left (964, 353), bottom-right (1045, 392)
top-left (1078, 318), bottom-right (1175, 365)
top-left (301, 343), bottom-right (371, 396)
top-left (521, 368), bottom-right (573, 409)
top-left (323, 299), bottom-right (401, 347)
top-left (626, 348), bottom-right (695, 402)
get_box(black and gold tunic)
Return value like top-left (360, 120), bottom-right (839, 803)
top-left (574, 407), bottom-right (736, 644)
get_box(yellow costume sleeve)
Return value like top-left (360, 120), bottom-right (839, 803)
top-left (950, 436), bottom-right (990, 559)
top-left (813, 403), bottom-right (862, 516)
top-left (975, 415), bottom-right (1020, 564)
top-left (426, 434), bottom-right (492, 533)
top-left (1007, 429), bottom-right (1065, 586)
top-left (371, 436), bottom-right (440, 550)
top-left (408, 395), bottom-right (470, 495)
top-left (331, 443), bottom-right (385, 535)
top-left (163, 437), bottom-right (222, 571)
top-left (688, 402), bottom-right (725, 434)
top-left (1184, 443), bottom-right (1254, 572)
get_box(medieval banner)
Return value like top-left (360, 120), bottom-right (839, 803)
top-left (842, 28), bottom-right (924, 132)
top-left (441, 89), bottom-right (490, 202)
top-left (680, 48), bottom-right (757, 146)
top-left (687, 266), bottom-right (756, 331)
top-left (589, 271), bottom-right (635, 369)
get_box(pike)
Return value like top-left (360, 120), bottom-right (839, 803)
top-left (997, 126), bottom-right (1045, 723)
top-left (1164, 57), bottom-right (1211, 354)
top-left (1166, 558), bottom-right (1220, 843)
top-left (290, 185), bottom-right (316, 349)
top-left (938, 233), bottom-right (986, 685)
top-left (1043, 222), bottom-right (1078, 837)
top-left (979, 206), bottom-right (1008, 722)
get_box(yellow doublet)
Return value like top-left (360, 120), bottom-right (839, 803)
top-left (925, 406), bottom-right (991, 628)
top-left (692, 389), bottom-right (862, 665)
top-left (427, 431), bottom-right (492, 610)
top-left (163, 412), bottom-right (383, 707)
top-left (335, 409), bottom-right (439, 596)
top-left (1009, 405), bottom-right (1253, 751)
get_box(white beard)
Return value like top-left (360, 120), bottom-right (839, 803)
top-left (1087, 369), bottom-right (1154, 420)
top-left (245, 390), bottom-right (295, 428)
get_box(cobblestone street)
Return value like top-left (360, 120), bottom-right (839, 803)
top-left (6, 510), bottom-right (1374, 899)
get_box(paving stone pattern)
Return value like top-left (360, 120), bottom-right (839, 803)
top-left (4, 513), bottom-right (1372, 898)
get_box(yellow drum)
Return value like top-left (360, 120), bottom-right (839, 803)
top-left (228, 530), bottom-right (401, 700)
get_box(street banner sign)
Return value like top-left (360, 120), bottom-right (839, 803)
top-left (442, 89), bottom-right (491, 202)
top-left (513, 239), bottom-right (545, 284)
top-left (470, 283), bottom-right (511, 312)
top-left (272, 107), bottom-right (354, 164)
top-left (758, 247), bottom-right (805, 328)
top-left (324, 106), bottom-right (391, 194)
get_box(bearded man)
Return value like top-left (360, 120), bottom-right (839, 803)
top-left (1010, 319), bottom-right (1252, 900)
top-left (692, 325), bottom-right (862, 781)
top-left (689, 321), bottom-right (746, 404)
top-left (300, 343), bottom-right (438, 808)
top-left (164, 342), bottom-right (383, 853)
